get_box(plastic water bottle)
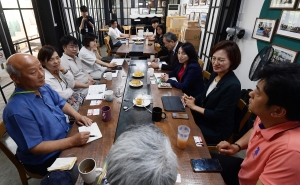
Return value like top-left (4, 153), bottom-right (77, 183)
top-left (146, 38), bottom-right (149, 45)
top-left (126, 38), bottom-right (129, 45)
top-left (147, 70), bottom-right (150, 85)
top-left (146, 28), bottom-right (149, 36)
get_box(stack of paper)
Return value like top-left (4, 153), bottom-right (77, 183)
top-left (111, 59), bottom-right (124, 66)
top-left (47, 157), bottom-right (77, 172)
top-left (78, 122), bottom-right (102, 143)
top-left (85, 84), bottom-right (106, 100)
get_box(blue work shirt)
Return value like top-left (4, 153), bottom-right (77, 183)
top-left (3, 84), bottom-right (69, 165)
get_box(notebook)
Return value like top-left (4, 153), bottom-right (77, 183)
top-left (161, 96), bottom-right (185, 112)
top-left (85, 84), bottom-right (106, 100)
top-left (111, 58), bottom-right (124, 66)
top-left (47, 157), bottom-right (77, 172)
top-left (78, 122), bottom-right (102, 143)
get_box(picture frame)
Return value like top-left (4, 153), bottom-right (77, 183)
top-left (271, 44), bottom-right (298, 63)
top-left (194, 0), bottom-right (199, 6)
top-left (142, 9), bottom-right (149, 14)
top-left (194, 12), bottom-right (200, 21)
top-left (131, 8), bottom-right (139, 15)
top-left (162, 1), bottom-right (166, 7)
top-left (190, 12), bottom-right (195, 21)
top-left (269, 0), bottom-right (297, 9)
top-left (199, 12), bottom-right (207, 28)
top-left (188, 0), bottom-right (193, 6)
top-left (251, 18), bottom-right (277, 43)
top-left (200, 0), bottom-right (206, 5)
top-left (276, 10), bottom-right (300, 40)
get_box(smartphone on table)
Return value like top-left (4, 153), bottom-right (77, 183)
top-left (190, 158), bottom-right (222, 172)
top-left (172, 113), bottom-right (189, 119)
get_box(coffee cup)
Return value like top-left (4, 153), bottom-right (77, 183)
top-left (148, 68), bottom-right (154, 76)
top-left (103, 90), bottom-right (113, 101)
top-left (101, 105), bottom-right (112, 122)
top-left (152, 107), bottom-right (167, 122)
top-left (104, 72), bottom-right (112, 80)
top-left (78, 158), bottom-right (102, 184)
top-left (150, 55), bottom-right (155, 60)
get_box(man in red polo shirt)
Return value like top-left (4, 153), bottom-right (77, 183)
top-left (214, 62), bottom-right (300, 185)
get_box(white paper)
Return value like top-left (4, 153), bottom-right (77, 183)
top-left (78, 122), bottom-right (102, 143)
top-left (111, 59), bottom-right (124, 65)
top-left (90, 100), bottom-right (102, 106)
top-left (176, 174), bottom-right (181, 183)
top-left (47, 157), bottom-right (77, 171)
top-left (169, 77), bottom-right (178, 82)
top-left (154, 73), bottom-right (165, 79)
top-left (103, 71), bottom-right (118, 78)
top-left (85, 84), bottom-right (106, 100)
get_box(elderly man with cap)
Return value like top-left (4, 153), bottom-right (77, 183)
top-left (3, 53), bottom-right (93, 176)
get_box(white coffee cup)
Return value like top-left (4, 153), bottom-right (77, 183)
top-left (104, 90), bottom-right (114, 101)
top-left (148, 68), bottom-right (154, 76)
top-left (104, 72), bottom-right (112, 80)
top-left (78, 158), bottom-right (102, 184)
top-left (150, 55), bottom-right (155, 59)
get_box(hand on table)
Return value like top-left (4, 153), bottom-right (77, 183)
top-left (216, 141), bottom-right (240, 155)
top-left (161, 73), bottom-right (169, 82)
top-left (149, 58), bottom-right (158, 63)
top-left (108, 62), bottom-right (117, 68)
top-left (182, 95), bottom-right (196, 109)
top-left (148, 61), bottom-right (159, 69)
top-left (76, 115), bottom-right (93, 126)
top-left (70, 132), bottom-right (90, 146)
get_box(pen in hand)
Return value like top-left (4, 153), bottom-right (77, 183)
top-left (90, 135), bottom-right (97, 137)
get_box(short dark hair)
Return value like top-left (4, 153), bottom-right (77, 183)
top-left (180, 42), bottom-right (198, 62)
top-left (257, 62), bottom-right (300, 121)
top-left (156, 24), bottom-right (165, 35)
top-left (82, 33), bottom-right (98, 47)
top-left (60, 35), bottom-right (78, 47)
top-left (163, 32), bottom-right (178, 42)
top-left (37, 45), bottom-right (58, 65)
top-left (80, 5), bottom-right (88, 12)
top-left (110, 19), bottom-right (117, 25)
top-left (151, 18), bottom-right (159, 24)
top-left (210, 40), bottom-right (241, 70)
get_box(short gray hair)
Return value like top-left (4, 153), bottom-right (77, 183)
top-left (106, 124), bottom-right (178, 185)
top-left (163, 32), bottom-right (178, 42)
top-left (6, 63), bottom-right (21, 78)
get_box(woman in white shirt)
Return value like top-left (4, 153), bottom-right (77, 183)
top-left (79, 33), bottom-right (117, 79)
top-left (38, 45), bottom-right (74, 99)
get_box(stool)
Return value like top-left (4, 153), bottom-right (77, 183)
top-left (136, 26), bottom-right (144, 35)
top-left (122, 26), bottom-right (131, 35)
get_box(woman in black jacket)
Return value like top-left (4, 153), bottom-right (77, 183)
top-left (182, 40), bottom-right (241, 144)
top-left (154, 24), bottom-right (168, 58)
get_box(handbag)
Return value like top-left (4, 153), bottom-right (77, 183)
top-left (67, 92), bottom-right (86, 112)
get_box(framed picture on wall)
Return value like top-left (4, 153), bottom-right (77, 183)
top-left (194, 12), bottom-right (200, 21)
top-left (276, 10), bottom-right (300, 40)
top-left (194, 0), bottom-right (199, 6)
top-left (200, 0), bottom-right (206, 5)
top-left (199, 12), bottom-right (207, 28)
top-left (251, 18), bottom-right (277, 43)
top-left (271, 44), bottom-right (298, 63)
top-left (269, 0), bottom-right (297, 9)
top-left (189, 0), bottom-right (193, 6)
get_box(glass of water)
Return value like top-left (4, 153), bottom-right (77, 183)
top-left (115, 87), bottom-right (122, 98)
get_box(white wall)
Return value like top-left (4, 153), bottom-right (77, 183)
top-left (234, 0), bottom-right (265, 89)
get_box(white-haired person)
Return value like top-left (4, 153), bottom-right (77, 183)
top-left (106, 124), bottom-right (178, 185)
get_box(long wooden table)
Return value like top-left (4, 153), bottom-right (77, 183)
top-left (116, 35), bottom-right (157, 57)
top-left (60, 60), bottom-right (224, 185)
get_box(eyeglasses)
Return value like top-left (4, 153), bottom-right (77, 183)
top-left (68, 45), bottom-right (79, 50)
top-left (211, 57), bottom-right (226, 64)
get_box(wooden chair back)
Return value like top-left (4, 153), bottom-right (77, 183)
top-left (198, 59), bottom-right (204, 69)
top-left (0, 121), bottom-right (43, 185)
top-left (122, 26), bottom-right (131, 34)
top-left (202, 70), bottom-right (211, 81)
top-left (104, 35), bottom-right (112, 56)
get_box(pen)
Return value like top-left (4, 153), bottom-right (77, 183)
top-left (90, 135), bottom-right (97, 137)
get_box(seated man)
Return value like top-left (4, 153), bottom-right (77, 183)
top-left (148, 18), bottom-right (159, 41)
top-left (3, 53), bottom-right (93, 176)
top-left (60, 35), bottom-right (95, 95)
top-left (108, 19), bottom-right (129, 47)
top-left (106, 124), bottom-right (178, 185)
top-left (148, 32), bottom-right (182, 71)
top-left (214, 62), bottom-right (300, 185)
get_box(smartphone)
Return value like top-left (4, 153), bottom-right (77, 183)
top-left (190, 159), bottom-right (222, 172)
top-left (172, 113), bottom-right (189, 119)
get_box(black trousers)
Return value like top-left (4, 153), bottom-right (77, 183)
top-left (210, 153), bottom-right (244, 185)
top-left (23, 152), bottom-right (60, 176)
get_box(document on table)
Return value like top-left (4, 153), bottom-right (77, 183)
top-left (147, 61), bottom-right (167, 65)
top-left (47, 157), bottom-right (77, 172)
top-left (103, 71), bottom-right (118, 78)
top-left (154, 73), bottom-right (178, 83)
top-left (111, 58), bottom-right (124, 65)
top-left (85, 84), bottom-right (106, 100)
top-left (78, 122), bottom-right (102, 143)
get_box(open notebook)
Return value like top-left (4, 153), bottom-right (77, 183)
top-left (47, 157), bottom-right (77, 172)
top-left (78, 122), bottom-right (102, 143)
top-left (85, 84), bottom-right (106, 100)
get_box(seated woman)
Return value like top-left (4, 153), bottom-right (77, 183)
top-left (79, 33), bottom-right (117, 79)
top-left (161, 42), bottom-right (204, 97)
top-left (154, 24), bottom-right (168, 58)
top-left (38, 45), bottom-right (84, 111)
top-left (182, 40), bottom-right (241, 144)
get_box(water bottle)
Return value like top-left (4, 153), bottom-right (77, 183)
top-left (146, 38), bottom-right (149, 45)
top-left (126, 38), bottom-right (129, 45)
top-left (146, 28), bottom-right (149, 36)
top-left (147, 70), bottom-right (150, 85)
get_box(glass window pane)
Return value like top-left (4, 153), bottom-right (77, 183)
top-left (19, 0), bottom-right (33, 8)
top-left (29, 39), bottom-right (42, 57)
top-left (68, 9), bottom-right (75, 32)
top-left (4, 10), bottom-right (25, 43)
top-left (21, 10), bottom-right (38, 36)
top-left (0, 0), bottom-right (18, 8)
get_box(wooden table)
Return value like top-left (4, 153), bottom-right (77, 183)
top-left (60, 60), bottom-right (224, 185)
top-left (116, 35), bottom-right (157, 57)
